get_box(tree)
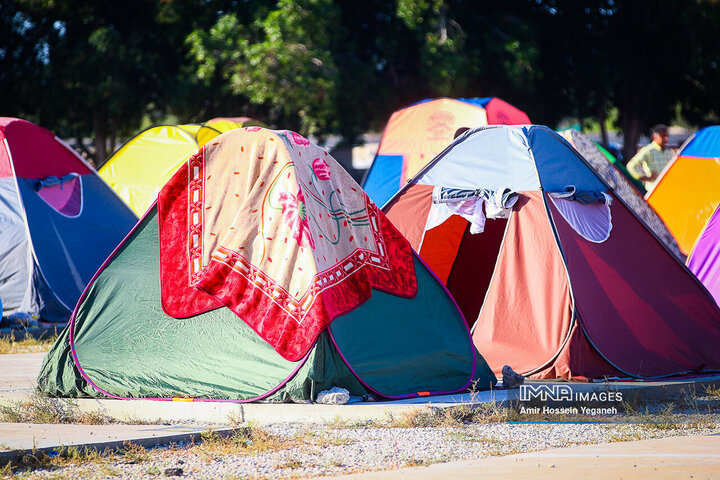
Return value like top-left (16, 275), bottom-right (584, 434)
top-left (523, 0), bottom-right (713, 160)
top-left (186, 0), bottom-right (341, 137)
top-left (0, 0), bottom-right (54, 119)
top-left (605, 0), bottom-right (691, 160)
top-left (6, 0), bottom-right (194, 164)
top-left (677, 0), bottom-right (720, 128)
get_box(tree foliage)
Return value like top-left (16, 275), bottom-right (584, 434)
top-left (187, 0), bottom-right (340, 137)
top-left (2, 0), bottom-right (720, 161)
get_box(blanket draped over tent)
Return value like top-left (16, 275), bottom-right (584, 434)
top-left (158, 128), bottom-right (417, 361)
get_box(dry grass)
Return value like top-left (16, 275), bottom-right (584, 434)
top-left (274, 459), bottom-right (304, 470)
top-left (293, 428), bottom-right (356, 447)
top-left (0, 334), bottom-right (57, 354)
top-left (706, 385), bottom-right (720, 398)
top-left (375, 401), bottom-right (620, 428)
top-left (192, 424), bottom-right (296, 458)
top-left (0, 393), bottom-right (164, 425)
top-left (0, 394), bottom-right (115, 425)
top-left (0, 442), bottom-right (152, 477)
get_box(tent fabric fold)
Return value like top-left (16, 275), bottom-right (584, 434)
top-left (559, 129), bottom-right (684, 261)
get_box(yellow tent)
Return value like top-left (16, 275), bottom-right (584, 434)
top-left (99, 125), bottom-right (200, 216)
top-left (99, 119), bottom-right (263, 216)
top-left (646, 126), bottom-right (720, 255)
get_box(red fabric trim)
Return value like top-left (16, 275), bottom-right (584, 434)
top-left (196, 209), bottom-right (416, 361)
top-left (485, 98), bottom-right (531, 125)
top-left (158, 158), bottom-right (223, 318)
top-left (0, 131), bottom-right (11, 178)
top-left (420, 214), bottom-right (467, 285)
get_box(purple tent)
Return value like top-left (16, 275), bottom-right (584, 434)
top-left (688, 205), bottom-right (720, 306)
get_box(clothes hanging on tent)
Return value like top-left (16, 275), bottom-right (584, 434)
top-left (384, 125), bottom-right (720, 381)
top-left (426, 186), bottom-right (519, 234)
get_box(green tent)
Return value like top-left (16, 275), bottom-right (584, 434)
top-left (39, 128), bottom-right (495, 402)
top-left (594, 142), bottom-right (647, 194)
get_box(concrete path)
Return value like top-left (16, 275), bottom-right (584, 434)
top-left (0, 423), bottom-right (234, 463)
top-left (3, 353), bottom-right (719, 424)
top-left (0, 353), bottom-right (45, 400)
top-left (2, 352), bottom-right (720, 476)
top-left (317, 433), bottom-right (720, 479)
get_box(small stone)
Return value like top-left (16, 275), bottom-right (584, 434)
top-left (164, 467), bottom-right (184, 476)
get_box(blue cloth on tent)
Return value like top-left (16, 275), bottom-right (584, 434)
top-left (432, 186), bottom-right (519, 208)
top-left (549, 185), bottom-right (611, 205)
top-left (34, 173), bottom-right (79, 192)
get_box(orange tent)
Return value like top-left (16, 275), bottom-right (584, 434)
top-left (646, 126), bottom-right (720, 255)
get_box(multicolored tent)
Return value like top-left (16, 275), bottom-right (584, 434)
top-left (559, 129), bottom-right (684, 261)
top-left (384, 125), bottom-right (720, 380)
top-left (687, 205), bottom-right (720, 306)
top-left (99, 118), bottom-right (263, 216)
top-left (0, 118), bottom-right (136, 323)
top-left (39, 127), bottom-right (495, 401)
top-left (646, 126), bottom-right (720, 255)
top-left (363, 97), bottom-right (530, 207)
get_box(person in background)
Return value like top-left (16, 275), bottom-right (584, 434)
top-left (627, 124), bottom-right (674, 191)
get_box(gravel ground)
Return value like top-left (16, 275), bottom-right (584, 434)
top-left (6, 409), bottom-right (720, 480)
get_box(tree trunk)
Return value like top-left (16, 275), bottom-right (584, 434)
top-left (598, 106), bottom-right (609, 148)
top-left (93, 112), bottom-right (106, 167)
top-left (439, 2), bottom-right (447, 44)
top-left (621, 110), bottom-right (643, 165)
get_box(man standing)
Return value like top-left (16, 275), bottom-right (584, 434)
top-left (627, 124), bottom-right (674, 191)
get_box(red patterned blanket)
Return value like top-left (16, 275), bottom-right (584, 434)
top-left (158, 128), bottom-right (417, 361)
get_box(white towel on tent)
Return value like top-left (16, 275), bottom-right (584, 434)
top-left (426, 186), bottom-right (519, 234)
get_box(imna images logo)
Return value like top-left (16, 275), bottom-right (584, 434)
top-left (517, 385), bottom-right (624, 417)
